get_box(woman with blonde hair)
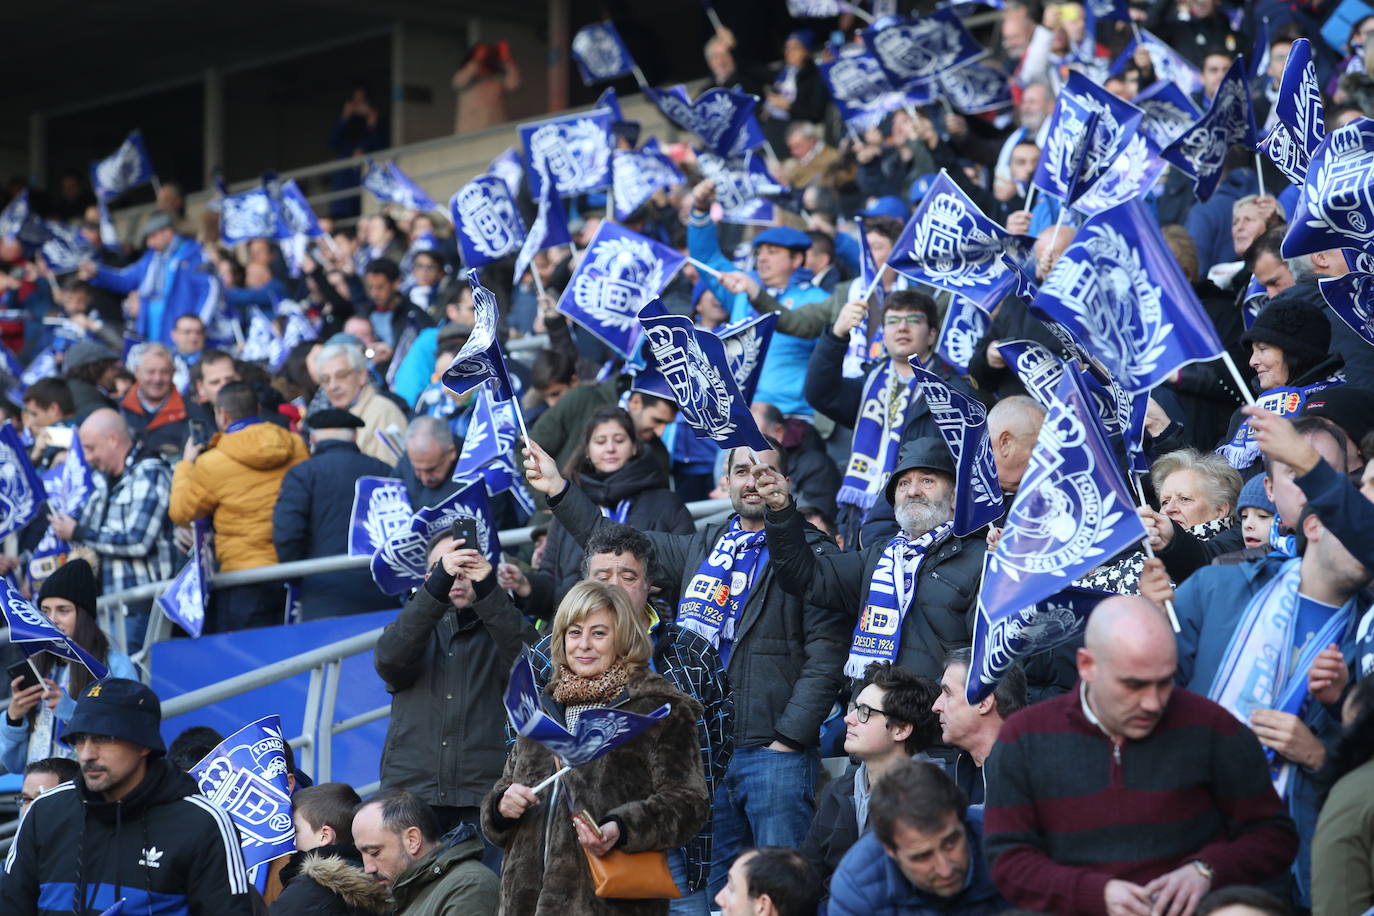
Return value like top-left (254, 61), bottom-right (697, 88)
top-left (483, 581), bottom-right (709, 915)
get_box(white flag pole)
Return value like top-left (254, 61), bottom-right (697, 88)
top-left (533, 764), bottom-right (571, 793)
top-left (688, 257), bottom-right (724, 279)
top-left (1129, 472), bottom-right (1181, 633)
top-left (1219, 350), bottom-right (1258, 406)
top-left (1254, 152), bottom-right (1268, 199)
top-left (860, 261), bottom-right (889, 301)
top-left (1023, 182), bottom-right (1038, 215)
top-left (704, 5), bottom-right (726, 33)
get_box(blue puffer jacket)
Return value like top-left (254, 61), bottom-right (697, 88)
top-left (827, 810), bottom-right (1007, 916)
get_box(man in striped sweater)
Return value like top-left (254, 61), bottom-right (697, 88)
top-left (983, 596), bottom-right (1298, 916)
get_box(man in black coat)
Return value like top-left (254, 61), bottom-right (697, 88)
top-left (272, 408), bottom-right (396, 621)
top-left (272, 782), bottom-right (388, 916)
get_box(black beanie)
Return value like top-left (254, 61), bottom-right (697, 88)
top-left (1240, 300), bottom-right (1331, 368)
top-left (37, 558), bottom-right (98, 616)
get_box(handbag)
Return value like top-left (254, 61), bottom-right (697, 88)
top-left (575, 811), bottom-right (680, 899)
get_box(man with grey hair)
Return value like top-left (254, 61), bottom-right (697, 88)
top-left (398, 416), bottom-right (460, 509)
top-left (986, 396), bottom-right (1045, 507)
top-left (781, 121), bottom-right (846, 189)
top-left (315, 341), bottom-right (406, 466)
top-left (119, 341), bottom-right (189, 459)
top-left (932, 648), bottom-right (1027, 806)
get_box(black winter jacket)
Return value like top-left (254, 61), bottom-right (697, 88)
top-left (269, 845), bottom-right (388, 916)
top-left (0, 760), bottom-right (253, 916)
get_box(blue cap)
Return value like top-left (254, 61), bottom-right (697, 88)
top-left (62, 678), bottom-right (166, 756)
top-left (858, 196), bottom-right (908, 221)
top-left (1237, 474), bottom-right (1275, 514)
top-left (909, 174), bottom-right (938, 204)
top-left (751, 226), bottom-right (812, 252)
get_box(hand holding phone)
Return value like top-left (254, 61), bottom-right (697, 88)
top-left (449, 517), bottom-right (480, 551)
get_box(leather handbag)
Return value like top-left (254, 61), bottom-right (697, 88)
top-left (581, 847), bottom-right (681, 900)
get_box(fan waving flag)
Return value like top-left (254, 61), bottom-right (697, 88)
top-left (220, 188), bottom-right (283, 244)
top-left (967, 586), bottom-right (1114, 702)
top-left (556, 221), bottom-right (687, 358)
top-left (644, 85), bottom-right (765, 158)
top-left (0, 423), bottom-right (45, 542)
top-left (1163, 58), bottom-right (1259, 202)
top-left (611, 139), bottom-right (685, 221)
top-left (910, 363), bottom-right (1003, 535)
top-left (1033, 199), bottom-right (1225, 394)
top-left (820, 51), bottom-right (921, 132)
top-left (454, 388), bottom-right (536, 520)
top-left (90, 130), bottom-right (155, 201)
top-left (274, 179), bottom-right (323, 240)
top-left (362, 160), bottom-right (439, 213)
top-left (637, 299), bottom-right (769, 450)
top-left (451, 175), bottom-right (526, 269)
top-left (1111, 29), bottom-right (1203, 97)
top-left (156, 518), bottom-right (214, 638)
top-left (190, 715), bottom-right (295, 869)
top-left (513, 167), bottom-right (573, 288)
top-left (864, 11), bottom-right (985, 86)
top-left (1281, 118), bottom-right (1374, 258)
top-left (1274, 38), bottom-right (1324, 170)
top-left (348, 476), bottom-right (412, 558)
top-left (1318, 271), bottom-right (1374, 348)
top-left (442, 271), bottom-right (517, 402)
top-left (506, 648), bottom-right (670, 767)
top-left (2, 578), bottom-right (109, 679)
top-left (887, 170), bottom-right (1034, 312)
top-left (371, 480), bottom-right (498, 595)
top-left (694, 151), bottom-right (789, 224)
top-left (571, 22), bottom-right (637, 85)
top-left (520, 109), bottom-right (615, 198)
top-left (1032, 71), bottom-right (1145, 207)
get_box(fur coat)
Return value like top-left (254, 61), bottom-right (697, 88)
top-left (481, 666), bottom-right (709, 915)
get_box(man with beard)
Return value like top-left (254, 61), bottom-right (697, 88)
top-left (522, 434), bottom-right (848, 897)
top-left (753, 437), bottom-right (986, 685)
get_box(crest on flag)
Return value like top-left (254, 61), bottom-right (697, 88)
top-left (520, 110), bottom-right (614, 198)
top-left (362, 160), bottom-right (439, 213)
top-left (190, 715), bottom-right (295, 869)
top-left (1162, 57), bottom-right (1258, 202)
top-left (571, 22), bottom-right (636, 84)
top-left (1, 578), bottom-right (109, 679)
top-left (454, 388), bottom-right (536, 520)
top-left (1074, 133), bottom-right (1168, 216)
top-left (1260, 124), bottom-right (1308, 185)
top-left (1033, 72), bottom-right (1145, 207)
top-left (711, 312), bottom-right (777, 403)
top-left (1319, 271), bottom-right (1374, 348)
top-left (451, 175), bottom-right (526, 267)
top-left (864, 11), bottom-right (985, 85)
top-left (0, 424), bottom-right (44, 542)
top-left (997, 338), bottom-right (1066, 408)
top-left (820, 51), bottom-right (917, 131)
top-left (442, 271), bottom-right (518, 402)
top-left (1274, 38), bottom-right (1325, 169)
top-left (348, 476), bottom-right (412, 558)
top-left (274, 180), bottom-right (322, 240)
top-left (967, 586), bottom-right (1113, 702)
top-left (1133, 80), bottom-right (1202, 148)
top-left (1282, 118), bottom-right (1374, 258)
top-left (695, 151), bottom-right (789, 222)
top-left (935, 295), bottom-right (991, 375)
top-left (220, 189), bottom-right (282, 244)
top-left (45, 432), bottom-right (94, 519)
top-left (90, 131), bottom-right (155, 201)
top-left (371, 480), bottom-right (497, 595)
top-left (911, 364), bottom-right (1003, 536)
top-left (645, 85), bottom-right (765, 158)
top-left (937, 63), bottom-right (1012, 115)
top-left (157, 518), bottom-right (214, 638)
top-left (611, 140), bottom-right (685, 220)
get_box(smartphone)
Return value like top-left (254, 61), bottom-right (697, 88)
top-left (450, 517), bottom-right (481, 551)
top-left (573, 809), bottom-right (604, 840)
top-left (45, 427), bottom-right (73, 449)
top-left (7, 659), bottom-right (41, 693)
top-left (188, 420), bottom-right (208, 446)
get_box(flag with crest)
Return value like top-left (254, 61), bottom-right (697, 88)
top-left (190, 715), bottom-right (295, 868)
top-left (513, 166), bottom-right (573, 287)
top-left (1318, 271), bottom-right (1374, 348)
top-left (710, 312), bottom-right (777, 402)
top-left (644, 85), bottom-right (765, 159)
top-left (571, 22), bottom-right (637, 85)
top-left (45, 431), bottom-right (94, 521)
top-left (371, 480), bottom-right (498, 595)
top-left (967, 586), bottom-right (1114, 702)
top-left (90, 130), bottom-right (155, 201)
top-left (820, 50), bottom-right (924, 131)
top-left (451, 175), bottom-right (526, 268)
top-left (157, 518), bottom-right (214, 638)
top-left (611, 139), bottom-right (685, 220)
top-left (1162, 57), bottom-right (1258, 202)
top-left (1033, 72), bottom-right (1145, 207)
top-left (1, 577), bottom-right (109, 678)
top-left (220, 188), bottom-right (283, 244)
top-left (519, 109), bottom-right (615, 198)
top-left (863, 11), bottom-right (985, 86)
top-left (1281, 118), bottom-right (1374, 258)
top-left (937, 62), bottom-right (1013, 115)
top-left (910, 363), bottom-right (1003, 535)
top-left (694, 151), bottom-right (789, 224)
top-left (348, 476), bottom-right (412, 559)
top-left (362, 160), bottom-right (439, 212)
top-left (442, 271), bottom-right (518, 403)
top-left (0, 424), bottom-right (45, 542)
top-left (1111, 30), bottom-right (1203, 96)
top-left (1276, 37), bottom-right (1324, 156)
top-left (936, 295), bottom-right (992, 375)
top-left (454, 388), bottom-right (536, 520)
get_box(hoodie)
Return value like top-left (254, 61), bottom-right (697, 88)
top-left (169, 419), bottom-right (310, 570)
top-left (0, 758), bottom-right (253, 916)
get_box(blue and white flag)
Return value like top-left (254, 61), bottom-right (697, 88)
top-left (1260, 123), bottom-right (1308, 186)
top-left (787, 0), bottom-right (848, 15)
top-left (864, 11), bottom-right (985, 86)
top-left (1, 577), bottom-right (109, 679)
top-left (644, 85), bottom-right (765, 159)
top-left (240, 309), bottom-right (281, 367)
top-left (45, 432), bottom-right (94, 519)
top-left (978, 370), bottom-right (1145, 687)
top-left (38, 221), bottom-right (94, 275)
top-left (887, 170), bottom-right (1034, 311)
top-left (1163, 57), bottom-right (1258, 202)
top-left (1318, 271), bottom-right (1374, 349)
top-left (997, 338), bottom-right (1066, 408)
top-left (937, 62), bottom-right (1012, 115)
top-left (936, 294), bottom-right (991, 375)
top-left (274, 180), bottom-right (323, 240)
top-left (611, 139), bottom-right (685, 220)
top-left (1251, 16), bottom-right (1272, 80)
top-left (597, 87), bottom-right (624, 124)
top-left (220, 188), bottom-right (282, 244)
top-left (348, 476), bottom-right (412, 557)
top-left (513, 166), bottom-right (573, 287)
top-left (556, 221), bottom-right (687, 358)
top-left (1033, 199), bottom-right (1225, 394)
top-left (1243, 274), bottom-right (1268, 329)
top-left (694, 151), bottom-right (789, 224)
top-left (1133, 80), bottom-right (1202, 149)
top-left (967, 586), bottom-right (1113, 702)
top-left (1083, 0), bottom-right (1131, 26)
top-left (711, 312), bottom-right (777, 403)
top-left (190, 715), bottom-right (294, 869)
top-left (1281, 118), bottom-right (1374, 258)
top-left (1074, 132), bottom-right (1169, 216)
top-left (371, 479), bottom-right (498, 595)
top-left (1033, 72), bottom-right (1145, 207)
top-left (90, 130), bottom-right (155, 201)
top-left (20, 346), bottom-right (59, 390)
top-left (442, 270), bottom-right (518, 402)
top-left (0, 423), bottom-right (45, 542)
top-left (505, 648), bottom-right (670, 766)
top-left (637, 299), bottom-right (768, 450)
top-left (571, 22), bottom-right (637, 85)
top-left (156, 517), bottom-right (213, 638)
top-left (1111, 30), bottom-right (1203, 97)
top-left (450, 175), bottom-right (526, 268)
top-left (454, 387), bottom-right (535, 520)
top-left (911, 364), bottom-right (1003, 535)
top-left (0, 190), bottom-right (31, 240)
top-left (820, 51), bottom-right (919, 131)
top-left (519, 109), bottom-right (615, 198)
top-left (362, 160), bottom-right (439, 212)
top-left (489, 148), bottom-right (525, 200)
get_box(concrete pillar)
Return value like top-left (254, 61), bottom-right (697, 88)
top-left (547, 0), bottom-right (569, 113)
top-left (203, 68), bottom-right (223, 188)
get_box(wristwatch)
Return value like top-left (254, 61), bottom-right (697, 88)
top-left (1189, 860), bottom-right (1214, 882)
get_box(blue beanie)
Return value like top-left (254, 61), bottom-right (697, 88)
top-left (1237, 474), bottom-right (1275, 514)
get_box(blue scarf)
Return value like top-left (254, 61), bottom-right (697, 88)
top-left (1219, 377), bottom-right (1343, 470)
top-left (1268, 517), bottom-right (1297, 558)
top-left (599, 499), bottom-right (632, 524)
top-left (845, 521), bottom-right (953, 677)
top-left (677, 519), bottom-right (769, 666)
top-left (1208, 558), bottom-right (1354, 797)
top-left (839, 363), bottom-right (915, 516)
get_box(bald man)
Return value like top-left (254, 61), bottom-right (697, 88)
top-left (983, 597), bottom-right (1297, 916)
top-left (986, 396), bottom-right (1045, 505)
top-left (46, 409), bottom-right (178, 651)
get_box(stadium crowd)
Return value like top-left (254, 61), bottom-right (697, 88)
top-left (3, 0), bottom-right (1374, 915)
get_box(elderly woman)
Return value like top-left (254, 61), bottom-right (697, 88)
top-left (482, 581), bottom-right (708, 915)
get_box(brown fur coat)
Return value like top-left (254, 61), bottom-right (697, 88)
top-left (481, 666), bottom-right (709, 915)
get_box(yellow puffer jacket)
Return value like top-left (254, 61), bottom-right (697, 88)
top-left (169, 420), bottom-right (310, 571)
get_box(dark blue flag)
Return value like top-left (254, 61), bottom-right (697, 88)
top-left (505, 648), bottom-right (670, 767)
top-left (694, 151), bottom-right (790, 224)
top-left (1111, 29), bottom-right (1203, 97)
top-left (1033, 198), bottom-right (1226, 394)
top-left (1133, 80), bottom-right (1202, 149)
top-left (220, 188), bottom-right (283, 244)
top-left (451, 175), bottom-right (526, 268)
top-left (644, 85), bottom-right (765, 158)
top-left (820, 51), bottom-right (920, 132)
top-left (1281, 118), bottom-right (1374, 258)
top-left (596, 87), bottom-right (624, 124)
top-left (967, 586), bottom-right (1114, 702)
top-left (1243, 274), bottom-right (1267, 329)
top-left (1083, 0), bottom-right (1131, 26)
top-left (454, 388), bottom-right (536, 521)
top-left (45, 430), bottom-right (94, 519)
top-left (1032, 71), bottom-right (1145, 207)
top-left (864, 11), bottom-right (985, 87)
top-left (1251, 17), bottom-right (1271, 80)
top-left (38, 221), bottom-right (94, 275)
top-left (1318, 271), bottom-right (1374, 349)
top-left (1, 577), bottom-right (109, 679)
top-left (997, 338), bottom-right (1066, 408)
top-left (189, 715), bottom-right (295, 869)
top-left (0, 423), bottom-right (45, 541)
top-left (611, 139), bottom-right (685, 221)
top-left (442, 271), bottom-right (518, 402)
top-left (711, 312), bottom-right (777, 403)
top-left (348, 476), bottom-right (411, 558)
top-left (572, 22), bottom-right (637, 85)
top-left (274, 180), bottom-right (323, 240)
top-left (637, 299), bottom-right (769, 450)
top-left (1259, 123), bottom-right (1308, 185)
top-left (371, 479), bottom-right (498, 595)
top-left (1269, 38), bottom-right (1324, 180)
top-left (910, 363), bottom-right (1003, 535)
top-left (90, 130), bottom-right (155, 201)
top-left (935, 294), bottom-right (991, 375)
top-left (0, 191), bottom-right (32, 241)
top-left (519, 109), bottom-right (615, 198)
top-left (937, 62), bottom-right (1013, 115)
top-left (513, 165), bottom-right (573, 288)
top-left (556, 221), bottom-right (687, 358)
top-left (362, 160), bottom-right (439, 212)
top-left (1163, 57), bottom-right (1259, 202)
top-left (157, 518), bottom-right (214, 638)
top-left (887, 170), bottom-right (1034, 312)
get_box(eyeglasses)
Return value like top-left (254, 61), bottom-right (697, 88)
top-left (883, 314), bottom-right (929, 327)
top-left (847, 701), bottom-right (894, 724)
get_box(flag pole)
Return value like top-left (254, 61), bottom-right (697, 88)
top-left (631, 65), bottom-right (650, 90)
top-left (1023, 183), bottom-right (1038, 215)
top-left (1219, 350), bottom-right (1258, 406)
top-left (1129, 472), bottom-right (1181, 633)
top-left (529, 265), bottom-right (546, 298)
top-left (861, 261), bottom-right (889, 301)
top-left (533, 764), bottom-right (571, 794)
top-left (704, 5), bottom-right (726, 33)
top-left (688, 257), bottom-right (724, 279)
top-left (1254, 153), bottom-right (1268, 199)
